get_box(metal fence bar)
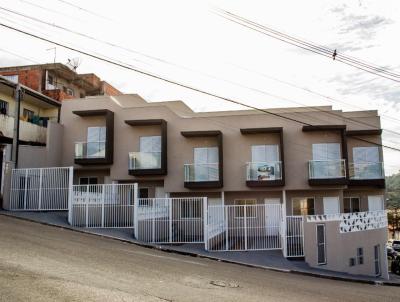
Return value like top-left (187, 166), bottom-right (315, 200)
top-left (286, 216), bottom-right (304, 257)
top-left (9, 167), bottom-right (72, 211)
top-left (206, 204), bottom-right (282, 252)
top-left (70, 184), bottom-right (136, 228)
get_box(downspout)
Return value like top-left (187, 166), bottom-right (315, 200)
top-left (11, 84), bottom-right (21, 168)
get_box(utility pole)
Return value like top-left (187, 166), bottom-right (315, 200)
top-left (11, 84), bottom-right (21, 168)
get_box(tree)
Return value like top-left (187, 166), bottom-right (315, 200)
top-left (386, 172), bottom-right (400, 238)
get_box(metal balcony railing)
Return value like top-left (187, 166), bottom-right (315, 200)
top-left (246, 161), bottom-right (282, 181)
top-left (308, 159), bottom-right (346, 179)
top-left (184, 163), bottom-right (219, 182)
top-left (349, 162), bottom-right (384, 180)
top-left (128, 151), bottom-right (161, 170)
top-left (75, 141), bottom-right (106, 159)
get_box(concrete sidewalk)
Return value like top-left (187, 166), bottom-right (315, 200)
top-left (1, 210), bottom-right (399, 286)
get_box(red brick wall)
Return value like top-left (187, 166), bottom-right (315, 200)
top-left (102, 81), bottom-right (122, 96)
top-left (42, 89), bottom-right (74, 101)
top-left (0, 69), bottom-right (43, 91)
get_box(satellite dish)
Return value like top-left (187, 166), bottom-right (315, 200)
top-left (66, 57), bottom-right (82, 71)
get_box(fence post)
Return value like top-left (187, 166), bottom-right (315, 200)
top-left (133, 183), bottom-right (138, 239)
top-left (101, 184), bottom-right (105, 228)
top-left (38, 168), bottom-right (43, 210)
top-left (67, 167), bottom-right (73, 225)
top-left (244, 205), bottom-right (248, 250)
top-left (169, 198), bottom-right (172, 243)
top-left (85, 184), bottom-right (89, 227)
top-left (203, 197), bottom-right (208, 250)
top-left (225, 206), bottom-right (228, 251)
top-left (23, 169), bottom-right (28, 210)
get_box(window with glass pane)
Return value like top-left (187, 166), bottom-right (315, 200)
top-left (251, 145), bottom-right (280, 180)
top-left (353, 147), bottom-right (381, 179)
top-left (317, 224), bottom-right (326, 265)
top-left (312, 143), bottom-right (341, 178)
top-left (292, 198), bottom-right (315, 215)
top-left (344, 197), bottom-right (360, 213)
top-left (87, 127), bottom-right (106, 158)
top-left (138, 136), bottom-right (161, 169)
top-left (193, 147), bottom-right (218, 181)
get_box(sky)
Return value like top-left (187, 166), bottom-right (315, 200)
top-left (0, 0), bottom-right (399, 175)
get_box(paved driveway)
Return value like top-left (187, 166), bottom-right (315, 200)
top-left (0, 215), bottom-right (399, 302)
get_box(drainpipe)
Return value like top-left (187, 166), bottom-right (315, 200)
top-left (11, 84), bottom-right (21, 168)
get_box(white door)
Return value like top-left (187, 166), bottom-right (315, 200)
top-left (264, 198), bottom-right (281, 236)
top-left (323, 197), bottom-right (340, 215)
top-left (368, 195), bottom-right (384, 211)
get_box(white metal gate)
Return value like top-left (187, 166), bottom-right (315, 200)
top-left (206, 204), bottom-right (282, 251)
top-left (135, 197), bottom-right (206, 243)
top-left (69, 184), bottom-right (135, 228)
top-left (285, 216), bottom-right (304, 257)
top-left (9, 167), bottom-right (73, 211)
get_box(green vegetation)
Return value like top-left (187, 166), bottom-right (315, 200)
top-left (387, 172), bottom-right (400, 237)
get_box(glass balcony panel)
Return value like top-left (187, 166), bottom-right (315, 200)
top-left (74, 141), bottom-right (106, 159)
top-left (246, 161), bottom-right (282, 181)
top-left (129, 152), bottom-right (161, 170)
top-left (349, 162), bottom-right (384, 179)
top-left (309, 159), bottom-right (346, 179)
top-left (184, 163), bottom-right (219, 182)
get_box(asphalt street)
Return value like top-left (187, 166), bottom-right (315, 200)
top-left (0, 215), bottom-right (399, 302)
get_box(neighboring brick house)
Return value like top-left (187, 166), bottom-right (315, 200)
top-left (0, 63), bottom-right (122, 101)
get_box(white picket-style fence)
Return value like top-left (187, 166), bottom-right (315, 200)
top-left (69, 184), bottom-right (136, 228)
top-left (135, 197), bottom-right (206, 243)
top-left (9, 167), bottom-right (73, 211)
top-left (206, 204), bottom-right (282, 251)
top-left (285, 216), bottom-right (304, 257)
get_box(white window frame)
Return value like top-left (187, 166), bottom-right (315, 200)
top-left (139, 136), bottom-right (162, 153)
top-left (343, 197), bottom-right (361, 213)
top-left (292, 197), bottom-right (315, 216)
top-left (78, 176), bottom-right (98, 185)
top-left (312, 143), bottom-right (341, 160)
top-left (357, 247), bottom-right (364, 265)
top-left (251, 144), bottom-right (279, 162)
top-left (316, 224), bottom-right (327, 265)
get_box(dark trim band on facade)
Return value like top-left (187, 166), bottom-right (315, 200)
top-left (181, 130), bottom-right (223, 189)
top-left (346, 129), bottom-right (382, 136)
top-left (125, 119), bottom-right (168, 176)
top-left (73, 109), bottom-right (114, 165)
top-left (240, 127), bottom-right (285, 187)
top-left (348, 179), bottom-right (385, 189)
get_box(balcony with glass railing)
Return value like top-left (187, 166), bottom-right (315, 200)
top-left (75, 141), bottom-right (106, 159)
top-left (246, 161), bottom-right (282, 185)
top-left (349, 162), bottom-right (384, 180)
top-left (308, 159), bottom-right (346, 181)
top-left (184, 163), bottom-right (219, 183)
top-left (128, 151), bottom-right (161, 170)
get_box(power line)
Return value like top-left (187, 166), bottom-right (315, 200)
top-left (3, 6), bottom-right (400, 140)
top-left (0, 47), bottom-right (40, 64)
top-left (1, 21), bottom-right (399, 153)
top-left (214, 9), bottom-right (400, 83)
top-left (54, 0), bottom-right (112, 21)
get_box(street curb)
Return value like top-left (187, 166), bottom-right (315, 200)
top-left (1, 212), bottom-right (398, 287)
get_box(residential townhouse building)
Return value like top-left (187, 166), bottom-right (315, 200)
top-left (0, 63), bottom-right (122, 101)
top-left (56, 94), bottom-right (387, 278)
top-left (0, 76), bottom-right (62, 197)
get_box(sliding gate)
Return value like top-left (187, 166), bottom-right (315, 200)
top-left (135, 197), bottom-right (206, 243)
top-left (9, 167), bottom-right (73, 211)
top-left (206, 203), bottom-right (282, 251)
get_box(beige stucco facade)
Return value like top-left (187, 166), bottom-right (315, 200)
top-left (8, 93), bottom-right (388, 279)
